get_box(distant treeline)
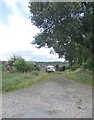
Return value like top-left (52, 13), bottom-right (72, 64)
top-left (35, 61), bottom-right (69, 66)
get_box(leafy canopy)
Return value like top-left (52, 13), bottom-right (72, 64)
top-left (29, 2), bottom-right (94, 68)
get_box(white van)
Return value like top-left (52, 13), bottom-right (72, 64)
top-left (46, 65), bottom-right (55, 72)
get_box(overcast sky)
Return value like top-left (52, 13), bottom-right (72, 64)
top-left (0, 0), bottom-right (64, 62)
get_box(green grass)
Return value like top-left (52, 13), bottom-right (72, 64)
top-left (2, 71), bottom-right (48, 93)
top-left (62, 68), bottom-right (93, 86)
top-left (1, 69), bottom-right (93, 93)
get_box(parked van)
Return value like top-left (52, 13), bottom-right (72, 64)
top-left (46, 65), bottom-right (55, 72)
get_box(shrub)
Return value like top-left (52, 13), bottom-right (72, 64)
top-left (25, 62), bottom-right (38, 72)
top-left (8, 55), bottom-right (40, 72)
top-left (34, 64), bottom-right (40, 71)
top-left (71, 64), bottom-right (80, 70)
top-left (13, 58), bottom-right (27, 72)
top-left (58, 65), bottom-right (66, 71)
top-left (83, 58), bottom-right (93, 70)
top-left (8, 55), bottom-right (20, 66)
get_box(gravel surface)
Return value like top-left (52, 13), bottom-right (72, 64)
top-left (2, 74), bottom-right (92, 118)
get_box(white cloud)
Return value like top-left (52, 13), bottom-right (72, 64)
top-left (2, 0), bottom-right (26, 13)
top-left (0, 0), bottom-right (64, 62)
top-left (0, 13), bottom-right (39, 51)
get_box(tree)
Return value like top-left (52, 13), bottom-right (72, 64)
top-left (29, 2), bottom-right (94, 68)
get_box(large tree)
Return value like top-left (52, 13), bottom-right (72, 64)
top-left (29, 2), bottom-right (94, 67)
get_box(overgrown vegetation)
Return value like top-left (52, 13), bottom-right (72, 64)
top-left (62, 68), bottom-right (92, 86)
top-left (1, 55), bottom-right (43, 92)
top-left (2, 55), bottom-right (40, 73)
top-left (1, 58), bottom-right (93, 93)
top-left (2, 71), bottom-right (48, 93)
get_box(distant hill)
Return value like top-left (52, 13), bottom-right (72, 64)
top-left (35, 61), bottom-right (69, 67)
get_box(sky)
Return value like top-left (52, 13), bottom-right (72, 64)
top-left (0, 0), bottom-right (64, 62)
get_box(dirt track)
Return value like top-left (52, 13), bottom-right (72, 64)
top-left (2, 74), bottom-right (92, 118)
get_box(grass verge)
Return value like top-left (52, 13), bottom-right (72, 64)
top-left (62, 68), bottom-right (93, 86)
top-left (2, 71), bottom-right (48, 93)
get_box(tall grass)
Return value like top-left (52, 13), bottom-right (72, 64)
top-left (62, 69), bottom-right (92, 86)
top-left (1, 68), bottom-right (93, 93)
top-left (2, 71), bottom-right (48, 93)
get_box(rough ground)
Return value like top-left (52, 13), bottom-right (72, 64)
top-left (2, 74), bottom-right (92, 118)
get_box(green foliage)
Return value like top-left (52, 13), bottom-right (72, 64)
top-left (25, 62), bottom-right (35, 72)
top-left (34, 64), bottom-right (40, 71)
top-left (32, 71), bottom-right (39, 75)
top-left (59, 66), bottom-right (66, 71)
top-left (2, 61), bottom-right (7, 72)
top-left (2, 61), bottom-right (16, 73)
top-left (35, 61), bottom-right (64, 66)
top-left (2, 71), bottom-right (48, 92)
top-left (8, 55), bottom-right (20, 66)
top-left (29, 2), bottom-right (94, 69)
top-left (83, 58), bottom-right (93, 70)
top-left (7, 55), bottom-right (40, 73)
top-left (13, 58), bottom-right (27, 72)
top-left (62, 69), bottom-right (92, 86)
top-left (55, 65), bottom-right (66, 71)
top-left (71, 64), bottom-right (80, 71)
top-left (25, 62), bottom-right (40, 72)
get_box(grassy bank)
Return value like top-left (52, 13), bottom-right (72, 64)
top-left (2, 71), bottom-right (48, 93)
top-left (62, 69), bottom-right (93, 86)
top-left (1, 69), bottom-right (93, 93)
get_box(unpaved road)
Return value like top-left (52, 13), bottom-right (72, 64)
top-left (2, 74), bottom-right (92, 118)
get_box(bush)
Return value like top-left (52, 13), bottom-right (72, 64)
top-left (34, 64), bottom-right (40, 71)
top-left (25, 62), bottom-right (39, 72)
top-left (8, 55), bottom-right (40, 73)
top-left (58, 65), bottom-right (66, 71)
top-left (8, 55), bottom-right (20, 66)
top-left (83, 58), bottom-right (93, 70)
top-left (6, 65), bottom-right (16, 73)
top-left (13, 58), bottom-right (27, 72)
top-left (71, 64), bottom-right (80, 70)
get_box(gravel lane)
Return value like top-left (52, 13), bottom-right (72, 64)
top-left (2, 75), bottom-right (92, 118)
